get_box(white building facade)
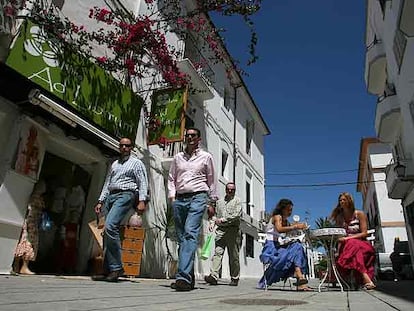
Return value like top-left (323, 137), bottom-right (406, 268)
top-left (357, 138), bottom-right (407, 255)
top-left (364, 0), bottom-right (414, 267)
top-left (0, 0), bottom-right (269, 279)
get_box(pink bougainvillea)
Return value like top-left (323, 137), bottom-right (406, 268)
top-left (11, 0), bottom-right (262, 89)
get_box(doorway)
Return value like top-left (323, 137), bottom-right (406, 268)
top-left (31, 152), bottom-right (91, 274)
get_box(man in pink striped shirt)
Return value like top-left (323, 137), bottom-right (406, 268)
top-left (168, 127), bottom-right (218, 291)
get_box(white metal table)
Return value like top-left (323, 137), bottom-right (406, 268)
top-left (311, 228), bottom-right (350, 292)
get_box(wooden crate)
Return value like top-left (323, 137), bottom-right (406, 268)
top-left (123, 263), bottom-right (141, 276)
top-left (122, 239), bottom-right (143, 250)
top-left (122, 250), bottom-right (142, 263)
top-left (121, 226), bottom-right (145, 277)
top-left (122, 226), bottom-right (145, 239)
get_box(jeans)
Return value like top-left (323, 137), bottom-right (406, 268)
top-left (173, 192), bottom-right (208, 284)
top-left (103, 191), bottom-right (135, 272)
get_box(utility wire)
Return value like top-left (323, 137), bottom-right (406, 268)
top-left (266, 168), bottom-right (358, 176)
top-left (265, 180), bottom-right (385, 189)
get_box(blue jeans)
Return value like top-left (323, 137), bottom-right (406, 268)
top-left (173, 192), bottom-right (208, 284)
top-left (103, 191), bottom-right (135, 272)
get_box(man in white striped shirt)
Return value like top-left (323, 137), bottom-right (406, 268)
top-left (93, 137), bottom-right (148, 282)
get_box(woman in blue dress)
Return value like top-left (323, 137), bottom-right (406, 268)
top-left (258, 199), bottom-right (311, 290)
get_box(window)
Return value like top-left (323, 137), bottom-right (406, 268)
top-left (394, 135), bottom-right (405, 161)
top-left (221, 150), bottom-right (229, 178)
top-left (246, 180), bottom-right (251, 215)
top-left (410, 101), bottom-right (414, 124)
top-left (245, 234), bottom-right (254, 258)
top-left (185, 115), bottom-right (194, 129)
top-left (379, 0), bottom-right (386, 15)
top-left (245, 120), bottom-right (254, 155)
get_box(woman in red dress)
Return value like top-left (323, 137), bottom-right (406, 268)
top-left (330, 192), bottom-right (376, 290)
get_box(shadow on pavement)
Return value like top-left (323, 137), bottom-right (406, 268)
top-left (375, 280), bottom-right (414, 303)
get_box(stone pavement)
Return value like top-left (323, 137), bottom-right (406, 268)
top-left (0, 274), bottom-right (413, 311)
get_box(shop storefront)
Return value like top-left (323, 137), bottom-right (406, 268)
top-left (0, 21), bottom-right (143, 275)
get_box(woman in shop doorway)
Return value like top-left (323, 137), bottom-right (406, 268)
top-left (13, 180), bottom-right (47, 274)
top-left (330, 192), bottom-right (376, 290)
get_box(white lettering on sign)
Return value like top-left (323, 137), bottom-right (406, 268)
top-left (27, 67), bottom-right (65, 94)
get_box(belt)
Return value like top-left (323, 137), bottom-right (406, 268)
top-left (176, 191), bottom-right (207, 199)
top-left (109, 189), bottom-right (135, 195)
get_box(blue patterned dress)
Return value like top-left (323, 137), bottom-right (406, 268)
top-left (257, 221), bottom-right (308, 289)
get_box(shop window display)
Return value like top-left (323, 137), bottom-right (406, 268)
top-left (28, 152), bottom-right (91, 275)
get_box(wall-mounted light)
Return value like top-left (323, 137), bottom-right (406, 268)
top-left (28, 89), bottom-right (119, 151)
top-left (395, 162), bottom-right (406, 178)
top-left (29, 89), bottom-right (77, 127)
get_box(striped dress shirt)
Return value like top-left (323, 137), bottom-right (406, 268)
top-left (98, 156), bottom-right (148, 202)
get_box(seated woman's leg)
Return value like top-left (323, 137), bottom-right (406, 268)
top-left (258, 242), bottom-right (291, 288)
top-left (337, 239), bottom-right (376, 288)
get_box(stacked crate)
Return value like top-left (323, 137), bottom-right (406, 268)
top-left (121, 226), bottom-right (145, 277)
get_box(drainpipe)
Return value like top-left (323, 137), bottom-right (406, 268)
top-left (232, 83), bottom-right (242, 182)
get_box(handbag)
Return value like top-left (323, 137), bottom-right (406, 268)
top-left (200, 233), bottom-right (214, 260)
top-left (39, 211), bottom-right (53, 231)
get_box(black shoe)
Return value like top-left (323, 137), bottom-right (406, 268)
top-left (229, 278), bottom-right (239, 286)
top-left (91, 274), bottom-right (108, 281)
top-left (171, 280), bottom-right (195, 290)
top-left (105, 269), bottom-right (124, 282)
top-left (204, 275), bottom-right (218, 285)
top-left (175, 279), bottom-right (193, 291)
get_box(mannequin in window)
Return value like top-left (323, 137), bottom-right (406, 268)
top-left (14, 180), bottom-right (46, 274)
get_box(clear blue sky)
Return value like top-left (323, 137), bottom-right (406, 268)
top-left (214, 1), bottom-right (376, 227)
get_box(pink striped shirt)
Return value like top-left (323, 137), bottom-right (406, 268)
top-left (168, 148), bottom-right (218, 200)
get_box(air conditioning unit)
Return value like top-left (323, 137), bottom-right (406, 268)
top-left (385, 160), bottom-right (414, 199)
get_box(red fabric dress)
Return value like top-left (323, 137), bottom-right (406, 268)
top-left (336, 213), bottom-right (375, 285)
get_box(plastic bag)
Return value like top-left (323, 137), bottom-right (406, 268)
top-left (200, 233), bottom-right (214, 260)
top-left (39, 211), bottom-right (53, 231)
top-left (128, 212), bottom-right (143, 227)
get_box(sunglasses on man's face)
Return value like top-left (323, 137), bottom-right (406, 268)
top-left (119, 144), bottom-right (132, 148)
top-left (185, 133), bottom-right (198, 138)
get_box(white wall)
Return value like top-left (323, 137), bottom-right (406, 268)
top-left (52, 0), bottom-right (268, 279)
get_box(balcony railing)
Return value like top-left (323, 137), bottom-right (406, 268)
top-left (0, 0), bottom-right (16, 61)
top-left (163, 141), bottom-right (184, 158)
top-left (160, 141), bottom-right (184, 171)
top-left (0, 0), bottom-right (14, 36)
top-left (393, 29), bottom-right (407, 72)
top-left (398, 0), bottom-right (414, 37)
top-left (375, 93), bottom-right (400, 142)
top-left (181, 34), bottom-right (215, 85)
top-left (365, 39), bottom-right (386, 95)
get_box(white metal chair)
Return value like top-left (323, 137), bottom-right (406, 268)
top-left (258, 233), bottom-right (270, 290)
top-left (367, 229), bottom-right (376, 246)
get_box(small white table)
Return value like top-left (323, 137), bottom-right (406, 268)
top-left (311, 228), bottom-right (350, 292)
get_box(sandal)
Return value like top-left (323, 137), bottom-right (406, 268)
top-left (297, 285), bottom-right (313, 291)
top-left (293, 278), bottom-right (308, 286)
top-left (362, 282), bottom-right (376, 290)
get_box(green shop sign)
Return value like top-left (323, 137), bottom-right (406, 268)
top-left (147, 88), bottom-right (187, 145)
top-left (6, 22), bottom-right (143, 140)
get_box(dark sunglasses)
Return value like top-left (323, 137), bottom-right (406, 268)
top-left (226, 188), bottom-right (235, 192)
top-left (185, 133), bottom-right (198, 138)
top-left (119, 143), bottom-right (132, 148)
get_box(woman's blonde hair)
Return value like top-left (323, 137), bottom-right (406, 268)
top-left (330, 192), bottom-right (355, 225)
